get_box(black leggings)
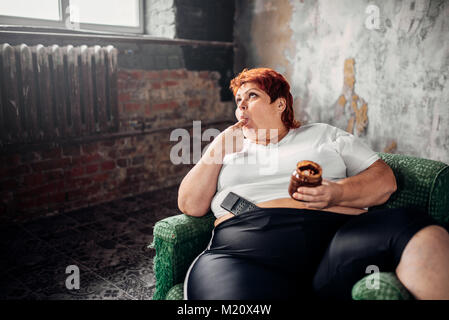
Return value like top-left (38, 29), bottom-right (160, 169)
top-left (184, 207), bottom-right (440, 300)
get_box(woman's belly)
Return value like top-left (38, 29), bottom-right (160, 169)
top-left (214, 197), bottom-right (367, 227)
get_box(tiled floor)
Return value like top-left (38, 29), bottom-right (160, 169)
top-left (0, 185), bottom-right (179, 300)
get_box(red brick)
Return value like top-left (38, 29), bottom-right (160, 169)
top-left (72, 153), bottom-right (102, 166)
top-left (66, 177), bottom-right (91, 188)
top-left (107, 150), bottom-right (116, 158)
top-left (163, 80), bottom-right (179, 87)
top-left (49, 192), bottom-right (66, 204)
top-left (0, 179), bottom-right (18, 191)
top-left (151, 82), bottom-right (162, 90)
top-left (84, 153), bottom-right (103, 163)
top-left (62, 145), bottom-right (81, 156)
top-left (170, 70), bottom-right (188, 79)
top-left (67, 189), bottom-right (83, 201)
top-left (152, 101), bottom-right (179, 111)
top-left (82, 143), bottom-right (98, 154)
top-left (125, 103), bottom-right (142, 112)
top-left (199, 71), bottom-right (210, 79)
top-left (127, 166), bottom-right (146, 176)
top-left (41, 148), bottom-right (62, 159)
top-left (118, 71), bottom-right (130, 81)
top-left (18, 181), bottom-right (64, 198)
top-left (101, 140), bottom-right (116, 147)
top-left (188, 99), bottom-right (201, 108)
top-left (23, 173), bottom-right (45, 186)
top-left (85, 184), bottom-right (101, 195)
top-left (46, 170), bottom-right (64, 181)
top-left (86, 164), bottom-right (99, 174)
top-left (30, 159), bottom-right (71, 171)
top-left (8, 165), bottom-right (31, 176)
top-left (92, 172), bottom-right (109, 182)
top-left (161, 70), bottom-right (171, 78)
top-left (144, 71), bottom-right (161, 80)
top-left (117, 159), bottom-right (128, 168)
top-left (132, 156), bottom-right (145, 166)
top-left (101, 161), bottom-right (116, 171)
top-left (17, 198), bottom-right (36, 210)
top-left (129, 71), bottom-right (144, 80)
top-left (69, 166), bottom-right (85, 177)
top-left (21, 152), bottom-right (40, 162)
top-left (118, 92), bottom-right (131, 103)
top-left (119, 147), bottom-right (136, 157)
top-left (6, 155), bottom-right (21, 167)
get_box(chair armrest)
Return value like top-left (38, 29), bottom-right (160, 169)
top-left (372, 153), bottom-right (449, 226)
top-left (150, 212), bottom-right (215, 300)
top-left (351, 272), bottom-right (413, 300)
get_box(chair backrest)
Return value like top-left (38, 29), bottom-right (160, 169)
top-left (371, 153), bottom-right (449, 227)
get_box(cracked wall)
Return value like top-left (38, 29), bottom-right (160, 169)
top-left (235, 0), bottom-right (449, 163)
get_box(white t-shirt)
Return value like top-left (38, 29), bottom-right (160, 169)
top-left (210, 123), bottom-right (380, 218)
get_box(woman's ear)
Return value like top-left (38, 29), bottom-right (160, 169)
top-left (276, 98), bottom-right (287, 113)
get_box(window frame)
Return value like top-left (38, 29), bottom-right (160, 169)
top-left (0, 0), bottom-right (144, 34)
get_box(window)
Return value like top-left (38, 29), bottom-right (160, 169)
top-left (0, 0), bottom-right (143, 34)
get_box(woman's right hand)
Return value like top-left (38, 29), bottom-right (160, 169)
top-left (205, 119), bottom-right (247, 163)
top-left (178, 119), bottom-right (247, 216)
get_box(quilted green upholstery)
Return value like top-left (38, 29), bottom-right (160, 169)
top-left (165, 283), bottom-right (184, 300)
top-left (352, 272), bottom-right (413, 300)
top-left (149, 213), bottom-right (215, 300)
top-left (151, 153), bottom-right (449, 300)
top-left (369, 153), bottom-right (449, 226)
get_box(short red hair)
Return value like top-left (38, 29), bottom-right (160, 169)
top-left (229, 68), bottom-right (300, 129)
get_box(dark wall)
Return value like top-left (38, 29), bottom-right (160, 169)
top-left (175, 0), bottom-right (235, 42)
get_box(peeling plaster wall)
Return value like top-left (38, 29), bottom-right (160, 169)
top-left (234, 0), bottom-right (449, 163)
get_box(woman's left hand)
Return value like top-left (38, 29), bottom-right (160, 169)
top-left (292, 179), bottom-right (344, 209)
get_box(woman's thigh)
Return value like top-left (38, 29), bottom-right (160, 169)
top-left (185, 251), bottom-right (300, 300)
top-left (185, 207), bottom-right (352, 300)
top-left (312, 207), bottom-right (440, 300)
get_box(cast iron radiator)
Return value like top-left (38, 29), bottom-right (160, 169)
top-left (0, 43), bottom-right (119, 146)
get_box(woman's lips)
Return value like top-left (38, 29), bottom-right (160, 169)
top-left (239, 117), bottom-right (249, 125)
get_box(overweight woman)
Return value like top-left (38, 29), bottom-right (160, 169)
top-left (178, 68), bottom-right (449, 300)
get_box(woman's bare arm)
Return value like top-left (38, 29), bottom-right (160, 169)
top-left (293, 159), bottom-right (397, 211)
top-left (178, 120), bottom-right (246, 217)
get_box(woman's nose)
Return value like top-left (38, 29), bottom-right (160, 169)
top-left (238, 101), bottom-right (248, 110)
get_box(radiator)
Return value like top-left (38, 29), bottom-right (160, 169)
top-left (0, 43), bottom-right (119, 146)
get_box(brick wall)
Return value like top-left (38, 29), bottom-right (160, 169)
top-left (0, 1), bottom-right (236, 223)
top-left (118, 68), bottom-right (233, 130)
top-left (0, 66), bottom-right (234, 223)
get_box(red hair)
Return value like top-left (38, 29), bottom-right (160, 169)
top-left (229, 68), bottom-right (300, 129)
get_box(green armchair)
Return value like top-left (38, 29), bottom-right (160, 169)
top-left (150, 153), bottom-right (449, 300)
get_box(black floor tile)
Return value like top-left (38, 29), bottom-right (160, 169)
top-left (63, 205), bottom-right (120, 226)
top-left (21, 214), bottom-right (80, 237)
top-left (1, 234), bottom-right (57, 274)
top-left (0, 185), bottom-right (179, 300)
top-left (83, 213), bottom-right (148, 239)
top-left (8, 250), bottom-right (85, 293)
top-left (37, 271), bottom-right (134, 300)
top-left (0, 273), bottom-right (38, 300)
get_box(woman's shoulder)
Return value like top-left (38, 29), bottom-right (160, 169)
top-left (294, 122), bottom-right (339, 134)
top-left (288, 123), bottom-right (343, 144)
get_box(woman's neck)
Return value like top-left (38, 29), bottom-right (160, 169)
top-left (253, 126), bottom-right (289, 145)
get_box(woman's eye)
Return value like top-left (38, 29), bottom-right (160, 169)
top-left (249, 92), bottom-right (257, 98)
